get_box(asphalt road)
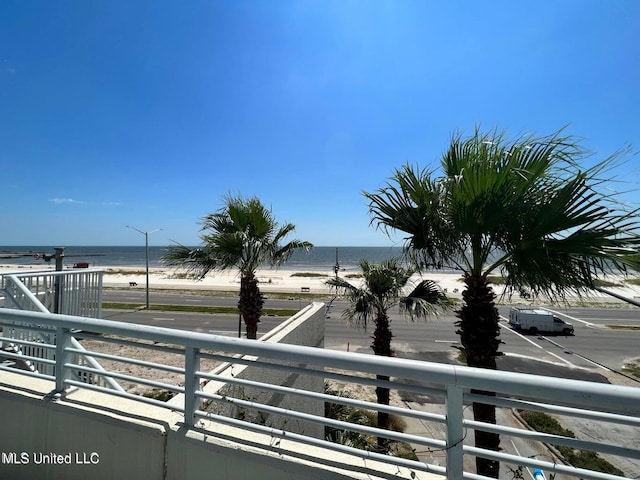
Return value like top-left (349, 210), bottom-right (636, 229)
top-left (102, 290), bottom-right (640, 383)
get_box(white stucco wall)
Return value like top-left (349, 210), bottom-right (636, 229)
top-left (173, 301), bottom-right (326, 438)
top-left (0, 374), bottom-right (168, 480)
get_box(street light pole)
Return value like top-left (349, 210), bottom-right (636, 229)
top-left (126, 226), bottom-right (162, 309)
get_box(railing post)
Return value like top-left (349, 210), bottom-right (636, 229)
top-left (184, 346), bottom-right (201, 426)
top-left (55, 327), bottom-right (73, 393)
top-left (96, 271), bottom-right (104, 318)
top-left (445, 384), bottom-right (465, 480)
top-left (53, 247), bottom-right (65, 314)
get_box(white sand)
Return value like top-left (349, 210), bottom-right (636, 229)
top-left (2, 264), bottom-right (639, 303)
top-left (101, 266), bottom-right (470, 296)
top-left (0, 263), bottom-right (466, 295)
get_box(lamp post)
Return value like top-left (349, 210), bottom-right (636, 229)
top-left (126, 226), bottom-right (162, 309)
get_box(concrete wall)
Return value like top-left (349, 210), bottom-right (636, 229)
top-left (0, 374), bottom-right (168, 480)
top-left (0, 373), bottom-right (434, 480)
top-left (179, 301), bottom-right (326, 438)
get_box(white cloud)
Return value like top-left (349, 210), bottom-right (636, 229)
top-left (48, 198), bottom-right (123, 206)
top-left (49, 198), bottom-right (84, 204)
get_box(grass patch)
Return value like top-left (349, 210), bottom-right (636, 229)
top-left (104, 286), bottom-right (336, 301)
top-left (621, 359), bottom-right (640, 379)
top-left (456, 351), bottom-right (467, 364)
top-left (518, 410), bottom-right (624, 475)
top-left (487, 275), bottom-right (505, 285)
top-left (519, 411), bottom-right (574, 438)
top-left (104, 269), bottom-right (148, 275)
top-left (143, 389), bottom-right (177, 402)
top-left (102, 302), bottom-right (298, 317)
top-left (290, 272), bottom-right (329, 278)
top-left (608, 325), bottom-right (640, 331)
top-left (166, 272), bottom-right (200, 280)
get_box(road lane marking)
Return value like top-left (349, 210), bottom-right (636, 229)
top-left (192, 328), bottom-right (238, 336)
top-left (541, 336), bottom-right (611, 372)
top-left (544, 308), bottom-right (597, 327)
top-left (152, 317), bottom-right (175, 321)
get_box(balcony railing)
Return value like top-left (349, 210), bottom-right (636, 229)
top-left (0, 268), bottom-right (119, 391)
top-left (0, 268), bottom-right (103, 317)
top-left (0, 307), bottom-right (638, 480)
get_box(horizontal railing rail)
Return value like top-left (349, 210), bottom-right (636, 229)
top-left (0, 269), bottom-right (118, 390)
top-left (0, 308), bottom-right (638, 480)
top-left (0, 269), bottom-right (103, 317)
top-left (0, 330), bottom-right (123, 392)
top-left (0, 271), bottom-right (52, 312)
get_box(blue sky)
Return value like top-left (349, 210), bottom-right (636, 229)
top-left (1, 1), bottom-right (638, 247)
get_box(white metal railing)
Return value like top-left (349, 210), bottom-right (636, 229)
top-left (0, 308), bottom-right (638, 480)
top-left (0, 269), bottom-right (120, 391)
top-left (0, 269), bottom-right (103, 317)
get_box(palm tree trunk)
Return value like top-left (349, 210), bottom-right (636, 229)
top-left (456, 276), bottom-right (502, 478)
top-left (239, 273), bottom-right (264, 340)
top-left (372, 313), bottom-right (393, 453)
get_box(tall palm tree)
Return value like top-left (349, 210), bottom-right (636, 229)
top-left (326, 258), bottom-right (448, 453)
top-left (163, 194), bottom-right (313, 339)
top-left (364, 128), bottom-right (640, 477)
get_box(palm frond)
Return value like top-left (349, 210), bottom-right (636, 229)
top-left (400, 279), bottom-right (450, 318)
top-left (326, 276), bottom-right (377, 329)
top-left (368, 127), bottom-right (640, 298)
top-left (328, 258), bottom-right (449, 329)
top-left (161, 243), bottom-right (218, 280)
top-left (165, 194), bottom-right (313, 277)
top-left (364, 164), bottom-right (454, 265)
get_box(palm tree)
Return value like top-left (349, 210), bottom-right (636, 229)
top-left (364, 128), bottom-right (640, 477)
top-left (326, 257), bottom-right (448, 452)
top-left (163, 194), bottom-right (313, 339)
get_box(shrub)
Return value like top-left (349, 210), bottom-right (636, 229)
top-left (518, 410), bottom-right (623, 475)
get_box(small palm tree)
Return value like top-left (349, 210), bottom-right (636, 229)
top-left (364, 128), bottom-right (640, 477)
top-left (163, 194), bottom-right (313, 339)
top-left (326, 257), bottom-right (448, 452)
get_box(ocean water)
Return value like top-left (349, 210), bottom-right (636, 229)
top-left (0, 246), bottom-right (405, 273)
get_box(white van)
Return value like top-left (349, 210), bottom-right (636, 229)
top-left (508, 307), bottom-right (574, 335)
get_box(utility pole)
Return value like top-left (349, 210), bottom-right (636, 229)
top-left (126, 226), bottom-right (162, 309)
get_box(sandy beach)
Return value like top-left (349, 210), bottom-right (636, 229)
top-left (2, 264), bottom-right (640, 304)
top-left (1, 263), bottom-right (468, 296)
top-left (99, 266), bottom-right (472, 295)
